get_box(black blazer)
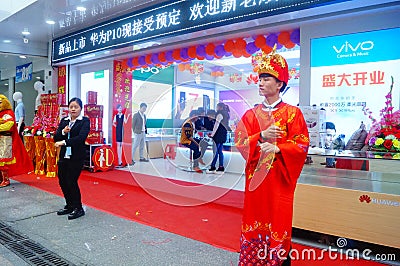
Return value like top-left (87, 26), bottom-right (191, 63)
top-left (54, 116), bottom-right (90, 162)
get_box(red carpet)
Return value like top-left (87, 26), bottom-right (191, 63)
top-left (11, 171), bottom-right (386, 265)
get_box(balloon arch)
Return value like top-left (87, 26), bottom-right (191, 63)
top-left (123, 29), bottom-right (300, 70)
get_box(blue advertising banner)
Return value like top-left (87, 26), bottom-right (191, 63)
top-left (311, 27), bottom-right (400, 67)
top-left (15, 62), bottom-right (33, 83)
top-left (52, 0), bottom-right (349, 63)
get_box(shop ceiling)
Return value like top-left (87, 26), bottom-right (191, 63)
top-left (0, 0), bottom-right (167, 77)
top-left (0, 0), bottom-right (399, 78)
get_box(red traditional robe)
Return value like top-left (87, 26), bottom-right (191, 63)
top-left (0, 109), bottom-right (33, 176)
top-left (235, 102), bottom-right (309, 265)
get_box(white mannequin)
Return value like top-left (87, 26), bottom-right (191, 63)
top-left (12, 91), bottom-right (25, 134)
top-left (33, 81), bottom-right (45, 111)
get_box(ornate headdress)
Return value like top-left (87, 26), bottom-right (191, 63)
top-left (252, 45), bottom-right (289, 84)
top-left (0, 94), bottom-right (12, 111)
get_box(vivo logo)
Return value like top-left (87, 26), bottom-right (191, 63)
top-left (333, 41), bottom-right (374, 53)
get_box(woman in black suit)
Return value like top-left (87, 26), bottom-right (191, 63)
top-left (54, 97), bottom-right (90, 220)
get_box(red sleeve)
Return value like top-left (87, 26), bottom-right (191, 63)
top-left (277, 107), bottom-right (309, 183)
top-left (234, 109), bottom-right (261, 163)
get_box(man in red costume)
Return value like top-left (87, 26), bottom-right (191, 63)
top-left (0, 94), bottom-right (33, 187)
top-left (235, 47), bottom-right (309, 265)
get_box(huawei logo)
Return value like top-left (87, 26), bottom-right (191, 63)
top-left (359, 194), bottom-right (371, 203)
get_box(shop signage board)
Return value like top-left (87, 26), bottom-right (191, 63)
top-left (94, 70), bottom-right (105, 79)
top-left (52, 0), bottom-right (349, 63)
top-left (15, 62), bottom-right (32, 83)
top-left (310, 27), bottom-right (400, 142)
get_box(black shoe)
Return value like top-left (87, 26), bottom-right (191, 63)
top-left (206, 166), bottom-right (216, 174)
top-left (216, 166), bottom-right (225, 172)
top-left (68, 208), bottom-right (85, 220)
top-left (139, 158), bottom-right (149, 162)
top-left (57, 206), bottom-right (73, 215)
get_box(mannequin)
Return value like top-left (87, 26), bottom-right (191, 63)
top-left (13, 91), bottom-right (25, 141)
top-left (33, 80), bottom-right (45, 111)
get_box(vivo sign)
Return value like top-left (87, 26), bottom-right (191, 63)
top-left (311, 28), bottom-right (400, 67)
top-left (333, 41), bottom-right (374, 54)
top-left (52, 0), bottom-right (350, 63)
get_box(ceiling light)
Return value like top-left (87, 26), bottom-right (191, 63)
top-left (76, 6), bottom-right (86, 11)
top-left (36, 77), bottom-right (41, 79)
top-left (4, 83), bottom-right (8, 86)
top-left (46, 20), bottom-right (55, 25)
top-left (22, 28), bottom-right (30, 35)
top-left (3, 40), bottom-right (11, 43)
top-left (19, 55), bottom-right (27, 59)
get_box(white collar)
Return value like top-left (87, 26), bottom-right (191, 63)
top-left (262, 98), bottom-right (282, 110)
top-left (64, 113), bottom-right (83, 121)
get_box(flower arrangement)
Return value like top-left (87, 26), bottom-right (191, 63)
top-left (42, 127), bottom-right (56, 138)
top-left (363, 76), bottom-right (400, 152)
top-left (23, 126), bottom-right (34, 136)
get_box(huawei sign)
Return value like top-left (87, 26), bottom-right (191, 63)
top-left (359, 194), bottom-right (399, 207)
top-left (359, 194), bottom-right (371, 203)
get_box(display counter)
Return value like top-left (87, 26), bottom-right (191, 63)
top-left (172, 142), bottom-right (399, 248)
top-left (149, 128), bottom-right (399, 247)
top-left (295, 163), bottom-right (400, 249)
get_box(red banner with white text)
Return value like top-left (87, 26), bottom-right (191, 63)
top-left (57, 66), bottom-right (67, 105)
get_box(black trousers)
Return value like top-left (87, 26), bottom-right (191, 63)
top-left (57, 159), bottom-right (84, 209)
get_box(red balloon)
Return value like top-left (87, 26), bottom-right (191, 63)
top-left (242, 50), bottom-right (251, 58)
top-left (224, 40), bottom-right (235, 52)
top-left (284, 41), bottom-right (296, 49)
top-left (205, 43), bottom-right (216, 56)
top-left (172, 49), bottom-right (181, 61)
top-left (255, 35), bottom-right (266, 48)
top-left (232, 49), bottom-right (242, 58)
top-left (158, 52), bottom-right (166, 62)
top-left (235, 38), bottom-right (247, 50)
top-left (145, 54), bottom-right (152, 65)
top-left (188, 46), bottom-right (197, 58)
top-left (278, 31), bottom-right (291, 45)
top-left (261, 45), bottom-right (273, 54)
top-left (132, 57), bottom-right (139, 66)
